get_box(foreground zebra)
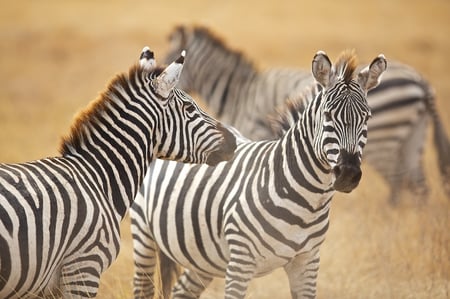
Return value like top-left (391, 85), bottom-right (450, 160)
top-left (165, 25), bottom-right (450, 204)
top-left (0, 47), bottom-right (236, 298)
top-left (131, 50), bottom-right (387, 298)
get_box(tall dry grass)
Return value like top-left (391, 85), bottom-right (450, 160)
top-left (0, 0), bottom-right (448, 298)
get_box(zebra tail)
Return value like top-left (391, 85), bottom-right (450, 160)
top-left (425, 85), bottom-right (450, 195)
top-left (156, 249), bottom-right (181, 299)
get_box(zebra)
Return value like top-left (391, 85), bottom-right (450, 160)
top-left (165, 25), bottom-right (450, 204)
top-left (0, 47), bottom-right (236, 298)
top-left (130, 50), bottom-right (387, 298)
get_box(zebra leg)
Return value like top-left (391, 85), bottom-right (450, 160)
top-left (284, 249), bottom-right (321, 299)
top-left (223, 248), bottom-right (256, 299)
top-left (172, 269), bottom-right (213, 299)
top-left (132, 239), bottom-right (158, 299)
top-left (401, 114), bottom-right (429, 202)
top-left (386, 171), bottom-right (405, 205)
top-left (389, 113), bottom-right (429, 205)
top-left (131, 207), bottom-right (158, 299)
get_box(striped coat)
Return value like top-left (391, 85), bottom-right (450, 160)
top-left (131, 51), bottom-right (387, 299)
top-left (0, 48), bottom-right (236, 298)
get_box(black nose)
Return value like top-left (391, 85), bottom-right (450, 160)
top-left (332, 151), bottom-right (362, 193)
top-left (334, 164), bottom-right (362, 184)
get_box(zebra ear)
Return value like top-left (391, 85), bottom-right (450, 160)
top-left (357, 54), bottom-right (387, 92)
top-left (312, 51), bottom-right (333, 88)
top-left (139, 46), bottom-right (156, 71)
top-left (153, 50), bottom-right (186, 98)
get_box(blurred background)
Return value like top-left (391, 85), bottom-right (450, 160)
top-left (0, 0), bottom-right (448, 298)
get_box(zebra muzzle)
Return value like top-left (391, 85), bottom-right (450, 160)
top-left (205, 124), bottom-right (237, 166)
top-left (332, 151), bottom-right (362, 193)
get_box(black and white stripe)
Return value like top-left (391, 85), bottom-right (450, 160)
top-left (130, 51), bottom-right (386, 298)
top-left (0, 47), bottom-right (236, 298)
top-left (165, 25), bottom-right (450, 204)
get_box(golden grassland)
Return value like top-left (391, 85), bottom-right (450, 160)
top-left (0, 0), bottom-right (448, 298)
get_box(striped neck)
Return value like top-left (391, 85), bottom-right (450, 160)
top-left (268, 95), bottom-right (335, 211)
top-left (60, 66), bottom-right (155, 219)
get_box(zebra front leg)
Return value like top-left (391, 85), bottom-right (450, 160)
top-left (284, 249), bottom-right (321, 299)
top-left (223, 249), bottom-right (256, 299)
top-left (172, 269), bottom-right (213, 298)
top-left (131, 207), bottom-right (158, 299)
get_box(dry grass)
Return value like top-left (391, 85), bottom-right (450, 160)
top-left (0, 0), bottom-right (448, 298)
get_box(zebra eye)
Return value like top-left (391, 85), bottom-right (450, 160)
top-left (365, 113), bottom-right (372, 122)
top-left (324, 111), bottom-right (332, 122)
top-left (185, 103), bottom-right (196, 113)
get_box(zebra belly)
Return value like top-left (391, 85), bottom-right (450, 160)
top-left (148, 195), bottom-right (329, 280)
top-left (151, 212), bottom-right (329, 280)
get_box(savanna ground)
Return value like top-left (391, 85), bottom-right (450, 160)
top-left (0, 0), bottom-right (449, 298)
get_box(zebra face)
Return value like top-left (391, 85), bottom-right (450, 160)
top-left (312, 50), bottom-right (387, 193)
top-left (139, 47), bottom-right (236, 166)
top-left (320, 89), bottom-right (371, 193)
top-left (159, 88), bottom-right (236, 165)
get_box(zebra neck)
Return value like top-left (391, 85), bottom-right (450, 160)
top-left (73, 140), bottom-right (150, 219)
top-left (70, 124), bottom-right (151, 220)
top-left (285, 119), bottom-right (333, 186)
top-left (60, 74), bottom-right (154, 220)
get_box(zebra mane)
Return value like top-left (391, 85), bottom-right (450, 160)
top-left (334, 49), bottom-right (358, 84)
top-left (268, 87), bottom-right (317, 138)
top-left (58, 64), bottom-right (163, 155)
top-left (178, 25), bottom-right (257, 70)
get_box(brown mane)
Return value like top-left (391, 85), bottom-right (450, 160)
top-left (268, 87), bottom-right (316, 137)
top-left (58, 64), bottom-right (148, 156)
top-left (334, 49), bottom-right (358, 84)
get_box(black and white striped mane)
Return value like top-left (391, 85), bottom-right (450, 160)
top-left (172, 25), bottom-right (257, 70)
top-left (268, 88), bottom-right (313, 138)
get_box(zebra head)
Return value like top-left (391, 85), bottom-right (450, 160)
top-left (312, 50), bottom-right (387, 193)
top-left (139, 47), bottom-right (236, 166)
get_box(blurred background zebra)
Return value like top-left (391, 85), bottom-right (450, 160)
top-left (130, 51), bottom-right (386, 298)
top-left (165, 25), bottom-right (450, 204)
top-left (0, 48), bottom-right (236, 298)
